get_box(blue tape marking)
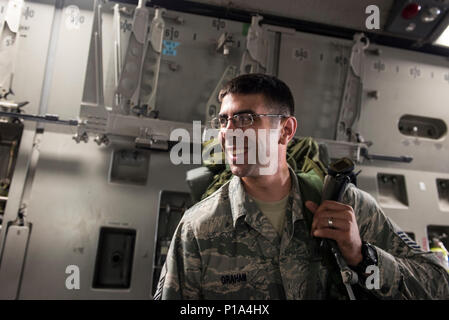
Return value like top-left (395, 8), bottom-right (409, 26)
top-left (162, 40), bottom-right (180, 56)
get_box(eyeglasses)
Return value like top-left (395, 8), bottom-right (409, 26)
top-left (210, 113), bottom-right (288, 129)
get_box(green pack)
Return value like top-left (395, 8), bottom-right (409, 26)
top-left (200, 136), bottom-right (328, 200)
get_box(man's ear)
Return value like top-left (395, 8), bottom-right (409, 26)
top-left (279, 117), bottom-right (297, 145)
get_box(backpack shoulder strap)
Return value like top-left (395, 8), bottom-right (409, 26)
top-left (295, 170), bottom-right (326, 298)
top-left (295, 170), bottom-right (323, 230)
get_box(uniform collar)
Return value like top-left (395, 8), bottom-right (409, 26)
top-left (229, 166), bottom-right (305, 228)
top-left (229, 175), bottom-right (254, 228)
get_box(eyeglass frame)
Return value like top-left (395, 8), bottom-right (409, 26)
top-left (210, 112), bottom-right (290, 129)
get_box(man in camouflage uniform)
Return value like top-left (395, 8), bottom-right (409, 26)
top-left (154, 74), bottom-right (449, 299)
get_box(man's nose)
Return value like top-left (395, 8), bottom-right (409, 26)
top-left (220, 118), bottom-right (236, 147)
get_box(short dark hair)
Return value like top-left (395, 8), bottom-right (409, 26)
top-left (218, 73), bottom-right (294, 116)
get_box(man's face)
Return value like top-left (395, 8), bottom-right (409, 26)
top-left (219, 93), bottom-right (281, 177)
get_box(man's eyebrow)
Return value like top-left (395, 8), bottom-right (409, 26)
top-left (218, 110), bottom-right (254, 117)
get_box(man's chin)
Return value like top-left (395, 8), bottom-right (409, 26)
top-left (229, 164), bottom-right (256, 177)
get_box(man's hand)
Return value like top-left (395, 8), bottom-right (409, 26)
top-left (305, 200), bottom-right (363, 267)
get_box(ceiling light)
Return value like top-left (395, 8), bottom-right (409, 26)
top-left (422, 7), bottom-right (441, 23)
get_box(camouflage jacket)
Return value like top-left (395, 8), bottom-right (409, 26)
top-left (154, 167), bottom-right (449, 300)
